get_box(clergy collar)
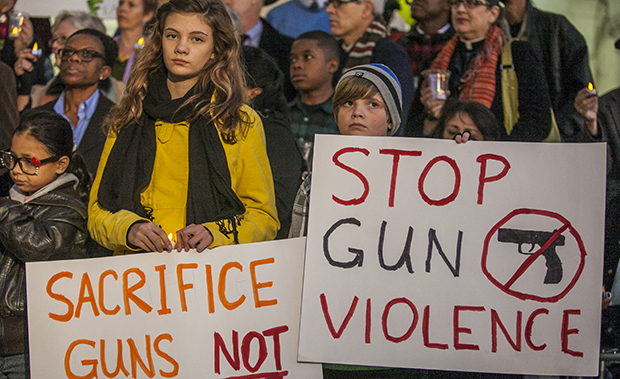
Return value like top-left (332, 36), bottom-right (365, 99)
top-left (459, 35), bottom-right (486, 50)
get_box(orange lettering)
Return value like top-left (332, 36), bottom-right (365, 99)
top-left (64, 339), bottom-right (97, 379)
top-left (206, 265), bottom-right (215, 314)
top-left (177, 263), bottom-right (198, 312)
top-left (154, 334), bottom-right (179, 378)
top-left (47, 271), bottom-right (74, 322)
top-left (100, 339), bottom-right (129, 378)
top-left (250, 258), bottom-right (277, 308)
top-left (98, 270), bottom-right (120, 316)
top-left (123, 268), bottom-right (153, 315)
top-left (75, 273), bottom-right (99, 318)
top-left (155, 265), bottom-right (171, 316)
top-left (218, 262), bottom-right (246, 311)
top-left (128, 336), bottom-right (155, 378)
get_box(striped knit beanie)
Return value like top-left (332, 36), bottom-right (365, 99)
top-left (337, 64), bottom-right (403, 136)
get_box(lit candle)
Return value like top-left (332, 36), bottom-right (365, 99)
top-left (587, 82), bottom-right (596, 95)
top-left (31, 42), bottom-right (42, 56)
top-left (10, 26), bottom-right (19, 37)
top-left (168, 233), bottom-right (175, 250)
top-left (134, 37), bottom-right (145, 49)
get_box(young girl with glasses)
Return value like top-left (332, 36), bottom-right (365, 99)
top-left (89, 0), bottom-right (279, 254)
top-left (0, 110), bottom-right (95, 377)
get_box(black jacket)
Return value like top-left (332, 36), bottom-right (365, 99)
top-left (258, 19), bottom-right (296, 101)
top-left (0, 177), bottom-right (93, 356)
top-left (515, 2), bottom-right (593, 141)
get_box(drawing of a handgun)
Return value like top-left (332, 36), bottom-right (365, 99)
top-left (497, 228), bottom-right (564, 284)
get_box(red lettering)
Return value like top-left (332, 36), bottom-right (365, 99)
top-left (47, 271), bottom-right (74, 322)
top-left (525, 308), bottom-right (548, 351)
top-left (214, 331), bottom-right (240, 374)
top-left (423, 305), bottom-right (448, 350)
top-left (453, 305), bottom-right (485, 350)
top-left (418, 156), bottom-right (461, 206)
top-left (242, 332), bottom-right (267, 373)
top-left (382, 298), bottom-right (418, 343)
top-left (491, 309), bottom-right (521, 352)
top-left (365, 298), bottom-right (372, 344)
top-left (320, 293), bottom-right (359, 339)
top-left (332, 147), bottom-right (370, 206)
top-left (379, 149), bottom-right (422, 207)
top-left (476, 154), bottom-right (510, 205)
top-left (262, 326), bottom-right (288, 371)
top-left (561, 309), bottom-right (583, 357)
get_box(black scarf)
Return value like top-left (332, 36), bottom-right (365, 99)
top-left (97, 69), bottom-right (245, 241)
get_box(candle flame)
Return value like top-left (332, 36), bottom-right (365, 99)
top-left (33, 42), bottom-right (38, 50)
top-left (588, 82), bottom-right (593, 91)
top-left (138, 37), bottom-right (144, 45)
top-left (168, 233), bottom-right (174, 242)
top-left (11, 27), bottom-right (18, 35)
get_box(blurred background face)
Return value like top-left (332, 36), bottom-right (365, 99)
top-left (60, 34), bottom-right (107, 89)
top-left (117, 0), bottom-right (152, 31)
top-left (451, 1), bottom-right (498, 40)
top-left (50, 20), bottom-right (79, 68)
top-left (410, 0), bottom-right (449, 22)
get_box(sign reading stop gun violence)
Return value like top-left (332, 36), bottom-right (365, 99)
top-left (26, 238), bottom-right (321, 378)
top-left (297, 135), bottom-right (607, 376)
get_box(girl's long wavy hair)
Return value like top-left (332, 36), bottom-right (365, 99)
top-left (103, 0), bottom-right (249, 144)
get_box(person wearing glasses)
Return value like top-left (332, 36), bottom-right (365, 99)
top-left (0, 110), bottom-right (96, 378)
top-left (24, 29), bottom-right (117, 178)
top-left (14, 11), bottom-right (126, 111)
top-left (89, 0), bottom-right (278, 254)
top-left (326, 0), bottom-right (414, 136)
top-left (405, 0), bottom-right (552, 142)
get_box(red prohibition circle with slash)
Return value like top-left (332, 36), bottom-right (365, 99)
top-left (481, 208), bottom-right (587, 303)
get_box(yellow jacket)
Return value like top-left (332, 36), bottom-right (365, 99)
top-left (88, 106), bottom-right (279, 253)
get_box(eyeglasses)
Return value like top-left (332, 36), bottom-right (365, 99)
top-left (48, 36), bottom-right (67, 48)
top-left (59, 48), bottom-right (105, 62)
top-left (448, 0), bottom-right (492, 9)
top-left (0, 151), bottom-right (59, 175)
top-left (323, 0), bottom-right (361, 8)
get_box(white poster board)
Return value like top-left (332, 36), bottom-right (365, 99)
top-left (298, 135), bottom-right (607, 376)
top-left (27, 238), bottom-right (321, 378)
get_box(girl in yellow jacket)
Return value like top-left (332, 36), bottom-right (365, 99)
top-left (88, 0), bottom-right (279, 254)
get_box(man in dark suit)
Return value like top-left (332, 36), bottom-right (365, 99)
top-left (225, 0), bottom-right (296, 100)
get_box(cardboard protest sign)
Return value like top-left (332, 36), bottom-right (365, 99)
top-left (298, 135), bottom-right (607, 376)
top-left (27, 238), bottom-right (320, 378)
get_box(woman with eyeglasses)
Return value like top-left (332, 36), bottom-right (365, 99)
top-left (0, 110), bottom-right (97, 378)
top-left (88, 0), bottom-right (278, 254)
top-left (13, 11), bottom-right (126, 111)
top-left (404, 0), bottom-right (552, 142)
top-left (24, 29), bottom-right (117, 178)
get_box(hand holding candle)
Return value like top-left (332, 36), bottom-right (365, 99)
top-left (574, 83), bottom-right (599, 135)
top-left (127, 222), bottom-right (173, 252)
top-left (176, 224), bottom-right (213, 252)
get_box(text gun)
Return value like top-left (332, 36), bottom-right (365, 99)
top-left (497, 228), bottom-right (565, 284)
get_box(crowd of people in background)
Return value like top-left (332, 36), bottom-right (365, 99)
top-left (0, 0), bottom-right (619, 377)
